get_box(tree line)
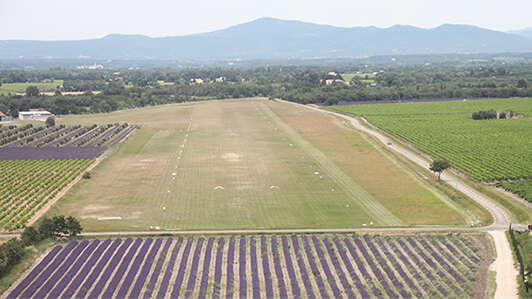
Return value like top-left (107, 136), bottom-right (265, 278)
top-left (0, 216), bottom-right (82, 277)
top-left (1, 63), bottom-right (532, 116)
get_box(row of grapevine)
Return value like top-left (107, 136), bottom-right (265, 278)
top-left (331, 98), bottom-right (532, 182)
top-left (0, 159), bottom-right (94, 230)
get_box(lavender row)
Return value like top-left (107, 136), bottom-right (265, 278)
top-left (363, 235), bottom-right (408, 298)
top-left (374, 236), bottom-right (423, 298)
top-left (288, 235), bottom-right (315, 298)
top-left (69, 126), bottom-right (106, 146)
top-left (116, 238), bottom-right (154, 298)
top-left (238, 237), bottom-right (247, 298)
top-left (157, 237), bottom-right (182, 298)
top-left (143, 238), bottom-right (173, 299)
top-left (88, 238), bottom-right (135, 298)
top-left (0, 145), bottom-right (105, 160)
top-left (48, 126), bottom-right (88, 146)
top-left (405, 237), bottom-right (461, 294)
top-left (170, 238), bottom-right (194, 298)
top-left (320, 236), bottom-right (356, 299)
top-left (107, 125), bottom-right (137, 146)
top-left (183, 237), bottom-right (204, 298)
top-left (351, 238), bottom-right (397, 298)
top-left (33, 126), bottom-right (72, 146)
top-left (198, 238), bottom-right (215, 299)
top-left (7, 245), bottom-right (63, 298)
top-left (250, 236), bottom-right (260, 298)
top-left (281, 236), bottom-right (302, 298)
top-left (75, 239), bottom-right (122, 298)
top-left (343, 237), bottom-right (382, 297)
top-left (87, 124), bottom-right (121, 146)
top-left (62, 239), bottom-right (112, 298)
top-left (395, 237), bottom-right (449, 297)
top-left (299, 235), bottom-right (328, 298)
top-left (33, 240), bottom-right (90, 298)
top-left (6, 127), bottom-right (49, 147)
top-left (8, 234), bottom-right (488, 299)
top-left (271, 236), bottom-right (288, 299)
top-left (260, 236), bottom-right (274, 298)
top-left (211, 237), bottom-right (224, 299)
top-left (19, 241), bottom-right (78, 298)
top-left (310, 235), bottom-right (343, 298)
top-left (225, 237), bottom-right (235, 299)
top-left (331, 237), bottom-right (370, 299)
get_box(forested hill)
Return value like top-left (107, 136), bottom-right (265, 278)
top-left (1, 18), bottom-right (532, 59)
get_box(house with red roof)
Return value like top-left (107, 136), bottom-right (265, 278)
top-left (0, 111), bottom-right (12, 122)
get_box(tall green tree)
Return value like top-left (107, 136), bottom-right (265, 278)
top-left (45, 117), bottom-right (55, 127)
top-left (25, 86), bottom-right (40, 97)
top-left (430, 159), bottom-right (451, 180)
top-left (66, 216), bottom-right (83, 237)
top-left (21, 227), bottom-right (41, 246)
top-left (38, 218), bottom-right (55, 239)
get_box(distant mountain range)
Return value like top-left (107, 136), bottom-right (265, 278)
top-left (508, 28), bottom-right (532, 39)
top-left (1, 18), bottom-right (532, 60)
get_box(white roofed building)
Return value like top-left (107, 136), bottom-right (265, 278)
top-left (18, 111), bottom-right (54, 121)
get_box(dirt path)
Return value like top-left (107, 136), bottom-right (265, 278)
top-left (489, 231), bottom-right (519, 299)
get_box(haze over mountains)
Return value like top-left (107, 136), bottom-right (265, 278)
top-left (1, 18), bottom-right (532, 60)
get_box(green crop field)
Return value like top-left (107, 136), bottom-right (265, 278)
top-left (0, 159), bottom-right (93, 230)
top-left (46, 99), bottom-right (480, 231)
top-left (341, 73), bottom-right (376, 83)
top-left (497, 180), bottom-right (532, 202)
top-left (0, 80), bottom-right (63, 95)
top-left (331, 98), bottom-right (532, 182)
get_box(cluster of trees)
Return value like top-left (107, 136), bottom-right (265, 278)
top-left (22, 216), bottom-right (82, 245)
top-left (472, 110), bottom-right (498, 120)
top-left (472, 109), bottom-right (514, 120)
top-left (0, 215), bottom-right (82, 277)
top-left (1, 63), bottom-right (532, 116)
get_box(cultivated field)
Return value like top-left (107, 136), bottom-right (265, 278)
top-left (331, 98), bottom-right (532, 200)
top-left (340, 73), bottom-right (376, 84)
top-left (49, 99), bottom-right (477, 231)
top-left (0, 122), bottom-right (136, 230)
top-left (0, 80), bottom-right (63, 95)
top-left (0, 159), bottom-right (93, 230)
top-left (0, 123), bottom-right (135, 160)
top-left (6, 233), bottom-right (492, 299)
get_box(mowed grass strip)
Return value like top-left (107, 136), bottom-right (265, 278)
top-left (260, 103), bottom-right (403, 225)
top-left (50, 99), bottom-right (383, 230)
top-left (49, 98), bottom-right (472, 230)
top-left (268, 100), bottom-right (468, 226)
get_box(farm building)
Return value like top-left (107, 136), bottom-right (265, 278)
top-left (0, 112), bottom-right (12, 122)
top-left (18, 110), bottom-right (54, 121)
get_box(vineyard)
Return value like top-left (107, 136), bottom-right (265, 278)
top-left (331, 98), bottom-right (532, 184)
top-left (0, 122), bottom-right (136, 230)
top-left (497, 180), bottom-right (532, 202)
top-left (0, 159), bottom-right (93, 230)
top-left (0, 123), bottom-right (136, 160)
top-left (7, 233), bottom-right (491, 298)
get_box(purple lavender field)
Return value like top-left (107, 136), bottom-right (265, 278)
top-left (0, 124), bottom-right (135, 160)
top-left (6, 234), bottom-right (491, 298)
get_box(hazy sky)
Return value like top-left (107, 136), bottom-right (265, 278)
top-left (2, 0), bottom-right (531, 40)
